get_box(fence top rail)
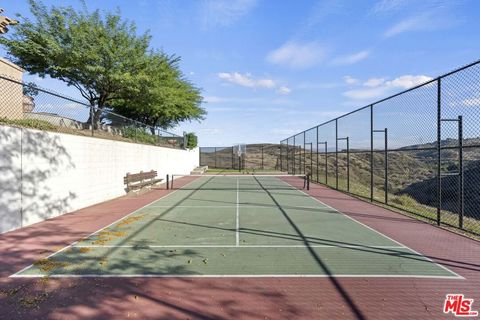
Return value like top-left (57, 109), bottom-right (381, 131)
top-left (0, 73), bottom-right (181, 138)
top-left (281, 58), bottom-right (480, 141)
top-left (0, 73), bottom-right (90, 107)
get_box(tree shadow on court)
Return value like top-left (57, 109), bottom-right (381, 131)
top-left (0, 175), bottom-right (305, 319)
top-left (0, 126), bottom-right (77, 275)
top-left (0, 275), bottom-right (303, 319)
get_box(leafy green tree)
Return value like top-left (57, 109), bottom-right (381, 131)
top-left (110, 52), bottom-right (205, 130)
top-left (0, 0), bottom-right (151, 127)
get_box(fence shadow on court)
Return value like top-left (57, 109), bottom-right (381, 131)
top-left (252, 176), bottom-right (367, 320)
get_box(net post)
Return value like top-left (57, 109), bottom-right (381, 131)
top-left (166, 174), bottom-right (170, 190)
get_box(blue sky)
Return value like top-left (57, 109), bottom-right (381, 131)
top-left (2, 0), bottom-right (480, 146)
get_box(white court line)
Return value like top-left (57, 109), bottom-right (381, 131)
top-left (278, 178), bottom-right (465, 280)
top-left (150, 205), bottom-right (237, 208)
top-left (149, 205), bottom-right (328, 209)
top-left (11, 274), bottom-right (462, 279)
top-left (73, 244), bottom-right (405, 249)
top-left (10, 176), bottom-right (203, 278)
top-left (236, 177), bottom-right (240, 246)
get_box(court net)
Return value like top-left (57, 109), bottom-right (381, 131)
top-left (169, 174), bottom-right (310, 191)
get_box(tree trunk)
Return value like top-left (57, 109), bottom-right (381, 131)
top-left (85, 104), bottom-right (103, 130)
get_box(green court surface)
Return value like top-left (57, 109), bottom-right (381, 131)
top-left (12, 176), bottom-right (461, 278)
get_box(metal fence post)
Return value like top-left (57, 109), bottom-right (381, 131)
top-left (90, 105), bottom-right (95, 137)
top-left (384, 128), bottom-right (388, 204)
top-left (316, 126), bottom-right (319, 182)
top-left (293, 135), bottom-right (296, 175)
top-left (335, 119), bottom-right (338, 190)
top-left (325, 142), bottom-right (328, 184)
top-left (303, 131), bottom-right (306, 174)
top-left (459, 115), bottom-right (464, 229)
top-left (346, 137), bottom-right (350, 192)
top-left (310, 143), bottom-right (313, 180)
top-left (280, 144), bottom-right (283, 171)
top-left (286, 140), bottom-right (289, 173)
top-left (370, 105), bottom-right (374, 202)
top-left (436, 78), bottom-right (442, 226)
top-left (261, 146), bottom-right (264, 170)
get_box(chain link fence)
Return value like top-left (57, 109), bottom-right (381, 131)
top-left (199, 144), bottom-right (282, 171)
top-left (280, 60), bottom-right (480, 237)
top-left (0, 75), bottom-right (185, 149)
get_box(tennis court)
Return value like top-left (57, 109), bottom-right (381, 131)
top-left (11, 175), bottom-right (462, 278)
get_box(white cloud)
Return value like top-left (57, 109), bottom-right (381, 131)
top-left (256, 79), bottom-right (276, 89)
top-left (217, 72), bottom-right (291, 95)
top-left (199, 0), bottom-right (258, 29)
top-left (277, 86), bottom-right (291, 95)
top-left (199, 128), bottom-right (222, 135)
top-left (344, 74), bottom-right (433, 100)
top-left (203, 95), bottom-right (298, 107)
top-left (387, 75), bottom-right (433, 89)
top-left (461, 97), bottom-right (480, 107)
top-left (371, 0), bottom-right (409, 14)
top-left (363, 78), bottom-right (386, 87)
top-left (383, 12), bottom-right (447, 38)
top-left (218, 72), bottom-right (276, 89)
top-left (332, 50), bottom-right (370, 65)
top-left (343, 75), bottom-right (359, 85)
top-left (266, 41), bottom-right (327, 69)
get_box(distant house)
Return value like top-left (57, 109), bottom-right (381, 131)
top-left (0, 57), bottom-right (24, 119)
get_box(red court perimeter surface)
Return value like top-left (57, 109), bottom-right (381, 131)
top-left (0, 175), bottom-right (478, 319)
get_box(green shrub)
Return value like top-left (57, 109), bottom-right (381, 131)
top-left (185, 132), bottom-right (198, 149)
top-left (122, 127), bottom-right (158, 145)
top-left (0, 117), bottom-right (57, 131)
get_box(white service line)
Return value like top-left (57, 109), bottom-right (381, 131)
top-left (9, 176), bottom-right (203, 278)
top-left (73, 244), bottom-right (406, 249)
top-left (10, 274), bottom-right (463, 279)
top-left (278, 177), bottom-right (465, 280)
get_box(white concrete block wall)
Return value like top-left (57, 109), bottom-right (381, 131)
top-left (0, 125), bottom-right (199, 233)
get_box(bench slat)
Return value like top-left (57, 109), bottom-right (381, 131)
top-left (124, 170), bottom-right (161, 192)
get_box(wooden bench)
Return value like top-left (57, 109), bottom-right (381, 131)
top-left (124, 170), bottom-right (163, 192)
